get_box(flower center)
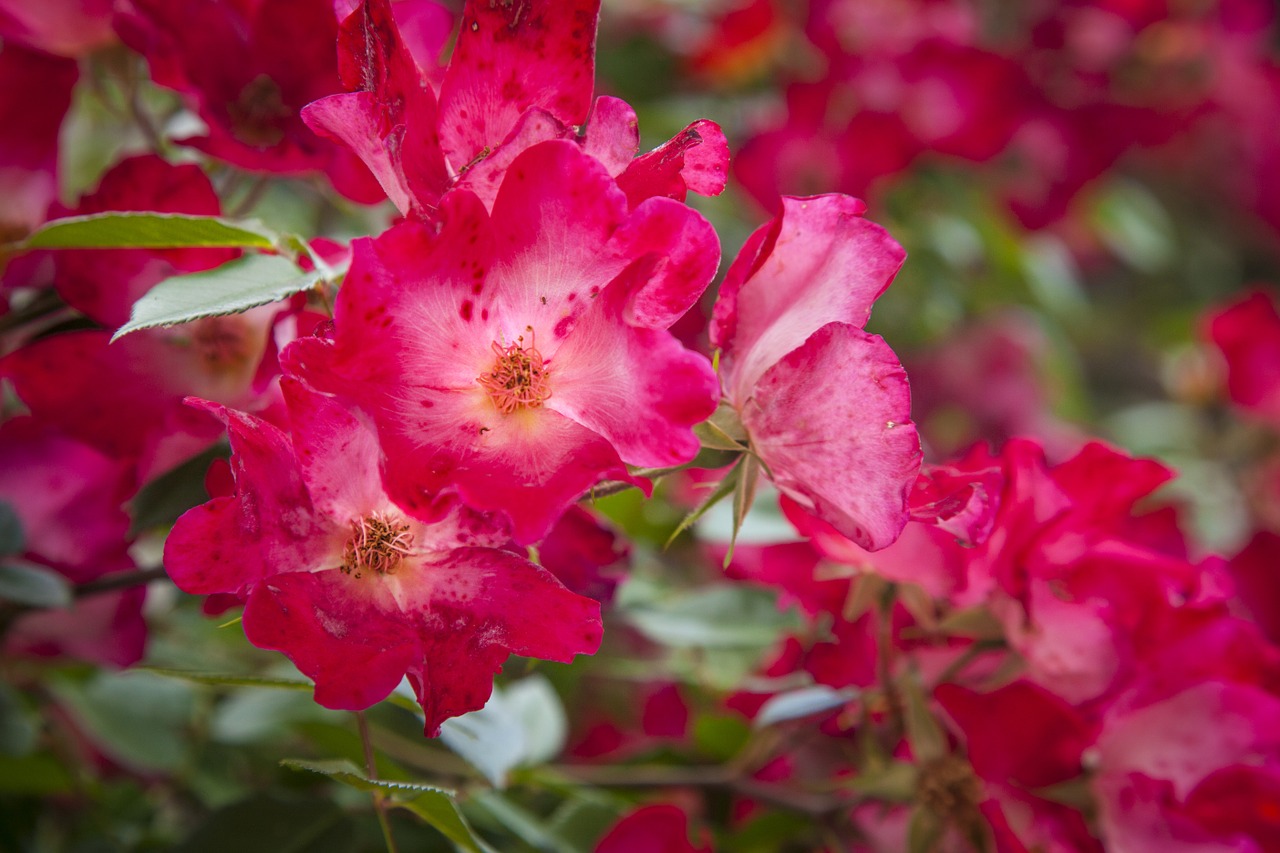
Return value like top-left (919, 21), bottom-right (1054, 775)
top-left (341, 512), bottom-right (414, 578)
top-left (476, 332), bottom-right (551, 414)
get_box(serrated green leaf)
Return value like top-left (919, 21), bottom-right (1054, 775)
top-left (112, 254), bottom-right (321, 340)
top-left (0, 501), bottom-right (23, 555)
top-left (665, 461), bottom-right (742, 547)
top-left (145, 668), bottom-right (313, 691)
top-left (281, 760), bottom-right (495, 853)
top-left (280, 758), bottom-right (454, 797)
top-left (0, 561), bottom-right (72, 608)
top-left (20, 211), bottom-right (278, 250)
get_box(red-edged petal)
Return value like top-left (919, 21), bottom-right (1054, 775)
top-left (743, 323), bottom-right (920, 550)
top-left (617, 119), bottom-right (729, 206)
top-left (437, 0), bottom-right (597, 169)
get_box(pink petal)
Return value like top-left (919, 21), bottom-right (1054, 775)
top-left (453, 107), bottom-right (571, 210)
top-left (437, 0), bottom-right (597, 170)
top-left (243, 569), bottom-right (420, 710)
top-left (546, 308), bottom-right (716, 468)
top-left (711, 194), bottom-right (906, 402)
top-left (303, 93), bottom-right (417, 215)
top-left (0, 44), bottom-right (77, 236)
top-left (617, 119), bottom-right (729, 206)
top-left (604, 196), bottom-right (720, 329)
top-left (163, 401), bottom-right (331, 595)
top-left (581, 96), bottom-right (639, 177)
top-left (743, 323), bottom-right (920, 550)
top-left (5, 588), bottom-right (147, 667)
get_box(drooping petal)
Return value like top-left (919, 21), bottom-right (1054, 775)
top-left (743, 322), bottom-right (920, 550)
top-left (616, 119), bottom-right (730, 206)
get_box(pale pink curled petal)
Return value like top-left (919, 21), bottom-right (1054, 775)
top-left (453, 107), bottom-right (571, 210)
top-left (743, 323), bottom-right (921, 550)
top-left (303, 93), bottom-right (415, 215)
top-left (390, 0), bottom-right (453, 83)
top-left (581, 96), bottom-right (639, 178)
top-left (909, 460), bottom-right (1002, 547)
top-left (616, 119), bottom-right (730, 206)
top-left (546, 310), bottom-right (716, 468)
top-left (437, 0), bottom-right (597, 170)
top-left (243, 570), bottom-right (420, 710)
top-left (603, 195), bottom-right (721, 329)
top-left (711, 195), bottom-right (906, 402)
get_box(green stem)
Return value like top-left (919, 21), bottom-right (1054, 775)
top-left (357, 711), bottom-right (399, 853)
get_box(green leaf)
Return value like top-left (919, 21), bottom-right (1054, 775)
top-left (754, 685), bottom-right (859, 728)
top-left (281, 759), bottom-right (495, 853)
top-left (665, 461), bottom-right (742, 547)
top-left (471, 791), bottom-right (573, 853)
top-left (621, 582), bottom-right (802, 649)
top-left (128, 444), bottom-right (229, 534)
top-left (144, 667), bottom-right (314, 692)
top-left (112, 254), bottom-right (321, 340)
top-left (21, 212), bottom-right (278, 250)
top-left (53, 670), bottom-right (195, 771)
top-left (173, 793), bottom-right (354, 853)
top-left (0, 681), bottom-right (36, 757)
top-left (725, 453), bottom-right (761, 566)
top-left (693, 712), bottom-right (751, 761)
top-left (0, 753), bottom-right (74, 795)
top-left (935, 605), bottom-right (1005, 640)
top-left (847, 760), bottom-right (919, 802)
top-left (0, 501), bottom-right (22, 555)
top-left (907, 804), bottom-right (944, 853)
top-left (900, 671), bottom-right (947, 765)
top-left (693, 402), bottom-right (749, 451)
top-left (0, 562), bottom-right (72, 608)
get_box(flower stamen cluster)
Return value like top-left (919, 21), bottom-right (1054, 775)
top-left (342, 512), bottom-right (414, 577)
top-left (477, 332), bottom-right (551, 415)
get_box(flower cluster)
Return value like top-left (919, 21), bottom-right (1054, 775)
top-left (4, 0), bottom-right (1280, 849)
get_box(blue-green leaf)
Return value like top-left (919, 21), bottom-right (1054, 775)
top-left (20, 212), bottom-right (278, 250)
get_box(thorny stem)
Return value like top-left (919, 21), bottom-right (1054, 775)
top-left (358, 711), bottom-right (400, 853)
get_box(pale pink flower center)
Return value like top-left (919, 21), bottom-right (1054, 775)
top-left (341, 512), bottom-right (414, 577)
top-left (476, 333), bottom-right (551, 415)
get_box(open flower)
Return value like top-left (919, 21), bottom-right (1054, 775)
top-left (164, 379), bottom-right (602, 735)
top-left (710, 194), bottom-right (922, 550)
top-left (285, 139), bottom-right (720, 542)
top-left (304, 0), bottom-right (728, 220)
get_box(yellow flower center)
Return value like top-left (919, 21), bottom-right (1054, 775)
top-left (341, 512), bottom-right (414, 578)
top-left (476, 331), bottom-right (551, 414)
